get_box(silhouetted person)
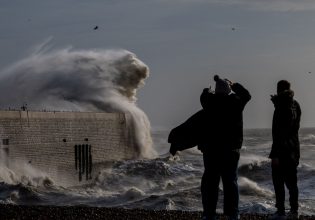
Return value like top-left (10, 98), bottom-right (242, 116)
top-left (199, 75), bottom-right (251, 220)
top-left (269, 80), bottom-right (301, 220)
top-left (21, 103), bottom-right (27, 111)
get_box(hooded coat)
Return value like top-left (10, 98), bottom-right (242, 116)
top-left (199, 83), bottom-right (251, 152)
top-left (269, 90), bottom-right (301, 162)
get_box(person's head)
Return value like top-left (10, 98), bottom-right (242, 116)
top-left (214, 75), bottom-right (231, 95)
top-left (277, 80), bottom-right (291, 95)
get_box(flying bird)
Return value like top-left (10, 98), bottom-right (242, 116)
top-left (308, 71), bottom-right (312, 74)
top-left (231, 27), bottom-right (236, 31)
top-left (94, 26), bottom-right (98, 30)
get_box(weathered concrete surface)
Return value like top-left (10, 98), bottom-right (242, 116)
top-left (0, 111), bottom-right (134, 186)
top-left (0, 204), bottom-right (314, 220)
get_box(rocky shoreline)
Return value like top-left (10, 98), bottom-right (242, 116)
top-left (0, 204), bottom-right (314, 220)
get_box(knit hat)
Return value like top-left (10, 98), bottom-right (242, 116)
top-left (214, 75), bottom-right (231, 95)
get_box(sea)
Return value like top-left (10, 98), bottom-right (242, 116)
top-left (0, 128), bottom-right (314, 215)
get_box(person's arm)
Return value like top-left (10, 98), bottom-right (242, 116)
top-left (200, 88), bottom-right (213, 110)
top-left (231, 83), bottom-right (251, 109)
top-left (294, 101), bottom-right (301, 132)
top-left (293, 100), bottom-right (301, 162)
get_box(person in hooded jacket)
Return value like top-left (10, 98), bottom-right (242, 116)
top-left (269, 80), bottom-right (301, 220)
top-left (199, 75), bottom-right (251, 220)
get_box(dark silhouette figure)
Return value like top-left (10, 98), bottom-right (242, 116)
top-left (94, 26), bottom-right (98, 30)
top-left (21, 103), bottom-right (27, 111)
top-left (199, 75), bottom-right (250, 220)
top-left (168, 75), bottom-right (250, 220)
top-left (269, 80), bottom-right (301, 220)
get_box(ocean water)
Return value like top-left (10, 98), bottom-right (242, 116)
top-left (0, 128), bottom-right (314, 215)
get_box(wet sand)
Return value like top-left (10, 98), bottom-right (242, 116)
top-left (0, 204), bottom-right (314, 220)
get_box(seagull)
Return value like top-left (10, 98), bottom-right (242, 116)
top-left (94, 26), bottom-right (98, 30)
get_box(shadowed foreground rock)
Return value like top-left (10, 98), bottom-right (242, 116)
top-left (0, 204), bottom-right (314, 220)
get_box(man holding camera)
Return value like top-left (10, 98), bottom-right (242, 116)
top-left (199, 75), bottom-right (251, 220)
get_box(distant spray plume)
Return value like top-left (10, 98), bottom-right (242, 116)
top-left (0, 46), bottom-right (156, 158)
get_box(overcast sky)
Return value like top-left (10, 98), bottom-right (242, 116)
top-left (1, 0), bottom-right (315, 129)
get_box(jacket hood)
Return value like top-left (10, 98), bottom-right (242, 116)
top-left (271, 89), bottom-right (294, 106)
top-left (279, 89), bottom-right (294, 98)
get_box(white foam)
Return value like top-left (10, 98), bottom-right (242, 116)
top-left (239, 154), bottom-right (269, 168)
top-left (0, 150), bottom-right (53, 187)
top-left (123, 187), bottom-right (145, 200)
top-left (239, 177), bottom-right (273, 197)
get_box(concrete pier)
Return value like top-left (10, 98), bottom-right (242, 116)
top-left (0, 111), bottom-right (134, 186)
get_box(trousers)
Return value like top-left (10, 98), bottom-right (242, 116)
top-left (201, 150), bottom-right (240, 217)
top-left (272, 157), bottom-right (299, 212)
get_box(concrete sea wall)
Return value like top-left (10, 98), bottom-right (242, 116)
top-left (0, 111), bottom-right (134, 186)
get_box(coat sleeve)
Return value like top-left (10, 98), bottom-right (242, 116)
top-left (293, 101), bottom-right (301, 132)
top-left (231, 83), bottom-right (251, 110)
top-left (168, 110), bottom-right (206, 153)
top-left (200, 88), bottom-right (214, 110)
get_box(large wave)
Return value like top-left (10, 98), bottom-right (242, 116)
top-left (0, 45), bottom-right (156, 158)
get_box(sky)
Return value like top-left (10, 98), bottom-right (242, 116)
top-left (1, 0), bottom-right (315, 129)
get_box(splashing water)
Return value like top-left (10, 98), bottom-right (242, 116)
top-left (0, 46), bottom-right (156, 158)
top-left (0, 149), bottom-right (53, 187)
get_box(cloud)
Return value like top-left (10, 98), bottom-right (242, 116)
top-left (223, 0), bottom-right (315, 12)
top-left (167, 0), bottom-right (315, 12)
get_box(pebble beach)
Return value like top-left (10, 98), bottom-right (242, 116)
top-left (0, 204), bottom-right (314, 220)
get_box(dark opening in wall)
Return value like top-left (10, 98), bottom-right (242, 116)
top-left (2, 139), bottom-right (9, 145)
top-left (74, 144), bottom-right (92, 182)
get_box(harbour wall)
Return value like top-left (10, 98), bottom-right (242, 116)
top-left (0, 111), bottom-right (134, 186)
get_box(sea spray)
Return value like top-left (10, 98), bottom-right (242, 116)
top-left (0, 149), bottom-right (53, 187)
top-left (238, 177), bottom-right (273, 197)
top-left (0, 47), bottom-right (156, 158)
